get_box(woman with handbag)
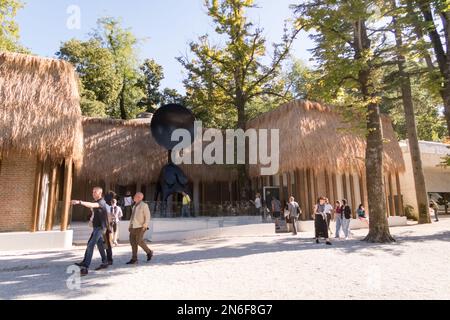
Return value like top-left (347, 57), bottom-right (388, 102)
top-left (313, 197), bottom-right (332, 245)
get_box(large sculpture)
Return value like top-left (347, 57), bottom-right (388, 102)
top-left (150, 104), bottom-right (195, 216)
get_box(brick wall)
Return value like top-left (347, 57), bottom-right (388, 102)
top-left (0, 152), bottom-right (37, 232)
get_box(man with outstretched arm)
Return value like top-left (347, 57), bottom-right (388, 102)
top-left (72, 187), bottom-right (111, 276)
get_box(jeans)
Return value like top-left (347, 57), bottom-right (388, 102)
top-left (335, 216), bottom-right (343, 238)
top-left (342, 218), bottom-right (351, 238)
top-left (182, 205), bottom-right (190, 217)
top-left (82, 227), bottom-right (107, 268)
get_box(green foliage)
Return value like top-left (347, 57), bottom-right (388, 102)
top-left (138, 59), bottom-right (164, 112)
top-left (178, 0), bottom-right (299, 129)
top-left (0, 0), bottom-right (27, 52)
top-left (58, 39), bottom-right (122, 117)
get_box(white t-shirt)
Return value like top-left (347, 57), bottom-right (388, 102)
top-left (324, 204), bottom-right (333, 214)
top-left (254, 198), bottom-right (262, 209)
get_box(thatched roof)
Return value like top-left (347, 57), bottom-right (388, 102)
top-left (247, 100), bottom-right (405, 177)
top-left (77, 117), bottom-right (166, 185)
top-left (0, 52), bottom-right (82, 164)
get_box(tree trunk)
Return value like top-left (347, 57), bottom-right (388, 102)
top-left (364, 102), bottom-right (395, 242)
top-left (119, 83), bottom-right (127, 120)
top-left (419, 0), bottom-right (450, 137)
top-left (236, 99), bottom-right (251, 201)
top-left (392, 3), bottom-right (431, 224)
top-left (354, 18), bottom-right (394, 243)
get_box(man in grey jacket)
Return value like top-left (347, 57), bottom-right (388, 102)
top-left (126, 193), bottom-right (154, 265)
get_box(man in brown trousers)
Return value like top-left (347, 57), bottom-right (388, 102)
top-left (126, 192), bottom-right (153, 265)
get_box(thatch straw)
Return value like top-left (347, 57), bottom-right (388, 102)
top-left (247, 100), bottom-right (405, 177)
top-left (77, 117), bottom-right (166, 185)
top-left (0, 52), bottom-right (82, 164)
top-left (78, 117), bottom-right (238, 184)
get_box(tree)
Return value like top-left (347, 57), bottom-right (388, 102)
top-left (58, 17), bottom-right (146, 119)
top-left (0, 0), bottom-right (27, 52)
top-left (294, 0), bottom-right (395, 242)
top-left (283, 57), bottom-right (317, 100)
top-left (160, 88), bottom-right (186, 106)
top-left (178, 0), bottom-right (300, 199)
top-left (57, 39), bottom-right (122, 117)
top-left (389, 0), bottom-right (430, 224)
top-left (138, 59), bottom-right (164, 112)
top-left (93, 17), bottom-right (145, 119)
top-left (409, 0), bottom-right (450, 137)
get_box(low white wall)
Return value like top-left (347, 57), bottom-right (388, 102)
top-left (297, 216), bottom-right (408, 233)
top-left (117, 216), bottom-right (265, 242)
top-left (0, 230), bottom-right (73, 251)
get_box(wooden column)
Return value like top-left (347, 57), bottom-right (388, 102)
top-left (384, 176), bottom-right (391, 218)
top-left (395, 172), bottom-right (405, 216)
top-left (45, 165), bottom-right (58, 231)
top-left (342, 173), bottom-right (348, 201)
top-left (324, 170), bottom-right (330, 200)
top-left (193, 180), bottom-right (200, 216)
top-left (358, 174), bottom-right (365, 211)
top-left (61, 157), bottom-right (73, 232)
top-left (287, 172), bottom-right (293, 199)
top-left (279, 174), bottom-right (284, 204)
top-left (332, 173), bottom-right (338, 204)
top-left (306, 169), bottom-right (314, 219)
top-left (349, 174), bottom-right (356, 218)
top-left (313, 170), bottom-right (319, 200)
top-left (31, 159), bottom-right (44, 232)
top-left (388, 173), bottom-right (396, 216)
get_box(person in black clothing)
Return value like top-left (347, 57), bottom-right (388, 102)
top-left (72, 187), bottom-right (110, 276)
top-left (341, 199), bottom-right (352, 240)
top-left (104, 191), bottom-right (117, 265)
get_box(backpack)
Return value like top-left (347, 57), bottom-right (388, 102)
top-left (344, 206), bottom-right (352, 219)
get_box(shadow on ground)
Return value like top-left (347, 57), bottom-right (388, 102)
top-left (1, 230), bottom-right (450, 299)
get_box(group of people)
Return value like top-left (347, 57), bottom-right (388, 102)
top-left (253, 193), bottom-right (370, 245)
top-left (71, 187), bottom-right (154, 276)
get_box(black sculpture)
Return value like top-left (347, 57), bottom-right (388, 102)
top-left (150, 104), bottom-right (195, 216)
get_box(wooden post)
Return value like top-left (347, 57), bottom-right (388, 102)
top-left (279, 174), bottom-right (284, 204)
top-left (31, 159), bottom-right (43, 232)
top-left (306, 169), bottom-right (313, 219)
top-left (193, 180), bottom-right (200, 216)
top-left (388, 173), bottom-right (396, 216)
top-left (45, 165), bottom-right (58, 231)
top-left (287, 172), bottom-right (293, 199)
top-left (384, 176), bottom-right (391, 218)
top-left (349, 174), bottom-right (356, 218)
top-left (395, 172), bottom-right (404, 216)
top-left (342, 174), bottom-right (348, 201)
top-left (61, 157), bottom-right (73, 232)
top-left (300, 169), bottom-right (308, 220)
top-left (313, 170), bottom-right (319, 200)
top-left (332, 173), bottom-right (338, 204)
top-left (324, 170), bottom-right (330, 200)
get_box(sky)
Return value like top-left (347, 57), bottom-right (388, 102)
top-left (16, 0), bottom-right (314, 93)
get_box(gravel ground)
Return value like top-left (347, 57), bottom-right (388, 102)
top-left (1, 218), bottom-right (450, 300)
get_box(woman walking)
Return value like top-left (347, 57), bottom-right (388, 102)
top-left (334, 200), bottom-right (343, 239)
top-left (314, 197), bottom-right (332, 245)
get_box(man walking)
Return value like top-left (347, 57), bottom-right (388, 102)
top-left (127, 192), bottom-right (154, 265)
top-left (181, 192), bottom-right (191, 218)
top-left (288, 196), bottom-right (301, 235)
top-left (72, 187), bottom-right (110, 276)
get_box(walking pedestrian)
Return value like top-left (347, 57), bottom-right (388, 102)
top-left (110, 199), bottom-right (123, 246)
top-left (341, 199), bottom-right (352, 240)
top-left (334, 201), bottom-right (343, 239)
top-left (181, 192), bottom-right (191, 218)
top-left (123, 191), bottom-right (133, 220)
top-left (288, 196), bottom-right (301, 235)
top-left (314, 197), bottom-right (332, 245)
top-left (126, 192), bottom-right (153, 265)
top-left (324, 198), bottom-right (333, 235)
top-left (72, 187), bottom-right (110, 276)
top-left (271, 197), bottom-right (282, 230)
